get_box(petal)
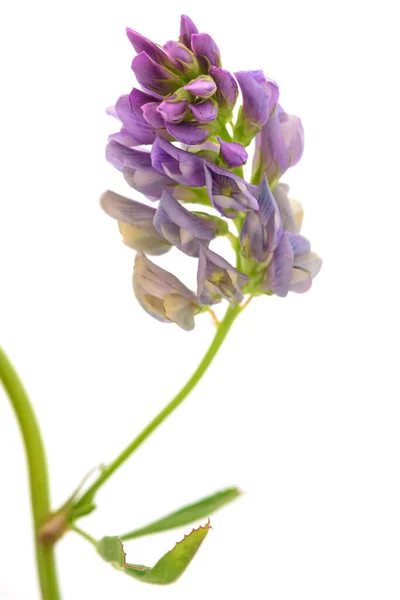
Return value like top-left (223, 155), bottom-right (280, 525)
top-left (151, 136), bottom-right (206, 187)
top-left (164, 294), bottom-right (197, 331)
top-left (189, 99), bottom-right (218, 123)
top-left (197, 246), bottom-right (248, 305)
top-left (126, 28), bottom-right (175, 70)
top-left (123, 165), bottom-right (175, 201)
top-left (141, 101), bottom-right (165, 128)
top-left (154, 193), bottom-right (215, 249)
top-left (114, 95), bottom-right (155, 145)
top-left (131, 52), bottom-right (181, 96)
top-left (286, 232), bottom-right (311, 256)
top-left (291, 247), bottom-right (322, 284)
top-left (158, 99), bottom-right (189, 123)
top-left (273, 183), bottom-right (303, 233)
top-left (234, 71), bottom-right (279, 145)
top-left (184, 75), bottom-right (217, 98)
top-left (129, 88), bottom-right (160, 118)
top-left (241, 211), bottom-right (265, 262)
top-left (218, 138), bottom-right (248, 167)
top-left (279, 112), bottom-right (304, 167)
top-left (204, 163), bottom-right (258, 217)
top-left (118, 222), bottom-right (172, 255)
top-left (264, 233), bottom-right (294, 297)
top-left (209, 67), bottom-right (238, 110)
top-left (133, 253), bottom-right (198, 308)
top-left (191, 33), bottom-right (221, 71)
top-left (100, 190), bottom-right (155, 223)
top-left (163, 40), bottom-right (194, 67)
top-left (289, 268), bottom-right (312, 293)
top-left (180, 15), bottom-right (199, 49)
top-left (106, 142), bottom-right (153, 171)
top-left (165, 121), bottom-right (209, 145)
top-left (253, 106), bottom-right (305, 182)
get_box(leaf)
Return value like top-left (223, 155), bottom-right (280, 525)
top-left (125, 521), bottom-right (211, 584)
top-left (120, 486), bottom-right (241, 540)
top-left (70, 502), bottom-right (96, 520)
top-left (97, 521), bottom-right (211, 585)
top-left (97, 536), bottom-right (126, 570)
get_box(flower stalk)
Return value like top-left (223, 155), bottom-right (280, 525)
top-left (72, 302), bottom-right (241, 513)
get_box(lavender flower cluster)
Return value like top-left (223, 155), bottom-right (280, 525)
top-left (101, 15), bottom-right (322, 330)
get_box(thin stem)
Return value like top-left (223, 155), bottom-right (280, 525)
top-left (73, 303), bottom-right (241, 511)
top-left (0, 347), bottom-right (61, 600)
top-left (70, 525), bottom-right (98, 548)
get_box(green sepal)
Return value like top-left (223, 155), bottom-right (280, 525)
top-left (173, 185), bottom-right (210, 206)
top-left (192, 212), bottom-right (229, 237)
top-left (233, 106), bottom-right (261, 147)
top-left (120, 487), bottom-right (240, 540)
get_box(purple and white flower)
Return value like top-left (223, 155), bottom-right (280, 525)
top-left (252, 104), bottom-right (304, 184)
top-left (100, 191), bottom-right (171, 255)
top-left (151, 136), bottom-right (206, 187)
top-left (197, 246), bottom-right (248, 305)
top-left (133, 253), bottom-right (200, 330)
top-left (154, 193), bottom-right (216, 257)
top-left (234, 71), bottom-right (279, 146)
top-left (106, 141), bottom-right (176, 201)
top-left (204, 163), bottom-right (258, 218)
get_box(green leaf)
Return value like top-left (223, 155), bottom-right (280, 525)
top-left (70, 502), bottom-right (96, 520)
top-left (97, 536), bottom-right (126, 570)
top-left (125, 521), bottom-right (211, 584)
top-left (120, 486), bottom-right (241, 540)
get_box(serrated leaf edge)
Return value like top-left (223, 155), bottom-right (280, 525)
top-left (124, 519), bottom-right (212, 573)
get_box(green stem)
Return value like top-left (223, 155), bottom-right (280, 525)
top-left (73, 303), bottom-right (241, 511)
top-left (70, 525), bottom-right (98, 548)
top-left (0, 347), bottom-right (61, 600)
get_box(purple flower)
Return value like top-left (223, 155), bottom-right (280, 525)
top-left (234, 71), bottom-right (279, 146)
top-left (131, 52), bottom-right (181, 96)
top-left (126, 28), bottom-right (177, 72)
top-left (115, 17), bottom-right (241, 146)
top-left (154, 193), bottom-right (217, 257)
top-left (218, 137), bottom-right (248, 168)
top-left (179, 15), bottom-right (199, 49)
top-left (151, 136), bottom-right (206, 187)
top-left (133, 253), bottom-right (200, 330)
top-left (163, 40), bottom-right (198, 74)
top-left (209, 67), bottom-right (238, 114)
top-left (109, 94), bottom-right (155, 147)
top-left (286, 233), bottom-right (322, 293)
top-left (189, 99), bottom-right (218, 123)
top-left (273, 183), bottom-right (303, 234)
top-left (191, 33), bottom-right (222, 72)
top-left (158, 96), bottom-right (189, 124)
top-left (164, 121), bottom-right (210, 145)
top-left (184, 75), bottom-right (217, 98)
top-left (252, 105), bottom-right (304, 183)
top-left (141, 101), bottom-right (165, 128)
top-left (100, 191), bottom-right (171, 255)
top-left (262, 232), bottom-right (322, 297)
top-left (204, 163), bottom-right (258, 218)
top-left (197, 246), bottom-right (249, 305)
top-left (262, 233), bottom-right (294, 297)
top-left (240, 177), bottom-right (282, 262)
top-left (106, 141), bottom-right (175, 201)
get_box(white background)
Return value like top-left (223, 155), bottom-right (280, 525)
top-left (0, 1), bottom-right (399, 598)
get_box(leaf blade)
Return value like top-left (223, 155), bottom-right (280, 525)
top-left (120, 486), bottom-right (241, 540)
top-left (126, 520), bottom-right (211, 584)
